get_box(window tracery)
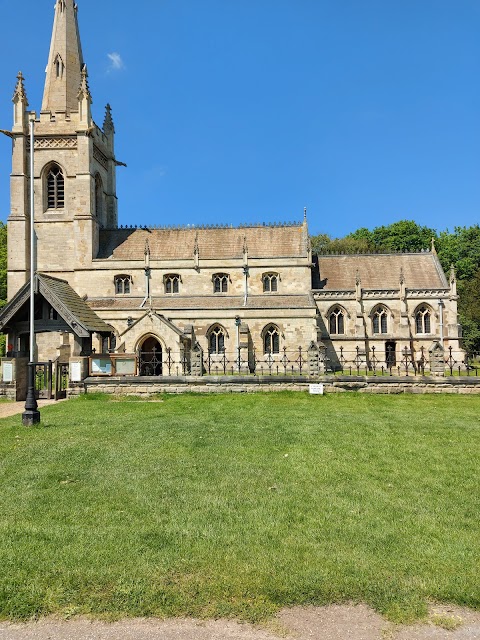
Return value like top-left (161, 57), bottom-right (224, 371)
top-left (114, 275), bottom-right (132, 295)
top-left (263, 273), bottom-right (279, 293)
top-left (164, 274), bottom-right (180, 294)
top-left (208, 325), bottom-right (226, 354)
top-left (46, 164), bottom-right (65, 209)
top-left (415, 306), bottom-right (432, 334)
top-left (263, 324), bottom-right (280, 354)
top-left (372, 306), bottom-right (389, 334)
top-left (213, 273), bottom-right (229, 294)
top-left (328, 307), bottom-right (345, 335)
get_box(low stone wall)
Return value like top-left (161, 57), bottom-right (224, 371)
top-left (0, 383), bottom-right (19, 401)
top-left (68, 374), bottom-right (480, 397)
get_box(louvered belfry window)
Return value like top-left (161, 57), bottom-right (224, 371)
top-left (47, 165), bottom-right (65, 209)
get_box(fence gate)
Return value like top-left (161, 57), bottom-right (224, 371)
top-left (55, 362), bottom-right (69, 400)
top-left (34, 362), bottom-right (53, 399)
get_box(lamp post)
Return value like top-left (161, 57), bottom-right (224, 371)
top-left (22, 113), bottom-right (40, 426)
top-left (438, 299), bottom-right (445, 349)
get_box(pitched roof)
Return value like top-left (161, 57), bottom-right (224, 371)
top-left (87, 294), bottom-right (315, 311)
top-left (0, 274), bottom-right (112, 337)
top-left (316, 253), bottom-right (448, 290)
top-left (98, 225), bottom-right (307, 261)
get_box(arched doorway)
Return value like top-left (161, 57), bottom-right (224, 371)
top-left (139, 336), bottom-right (163, 376)
top-left (385, 340), bottom-right (396, 368)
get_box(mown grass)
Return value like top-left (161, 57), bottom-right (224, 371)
top-left (0, 392), bottom-right (479, 623)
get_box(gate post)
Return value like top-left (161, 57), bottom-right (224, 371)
top-left (191, 343), bottom-right (204, 377)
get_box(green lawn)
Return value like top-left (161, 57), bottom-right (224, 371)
top-left (0, 393), bottom-right (479, 623)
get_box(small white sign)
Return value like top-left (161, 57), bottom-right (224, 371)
top-left (309, 383), bottom-right (324, 395)
top-left (70, 361), bottom-right (82, 383)
top-left (2, 362), bottom-right (13, 383)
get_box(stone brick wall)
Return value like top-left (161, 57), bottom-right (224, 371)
top-left (68, 375), bottom-right (480, 397)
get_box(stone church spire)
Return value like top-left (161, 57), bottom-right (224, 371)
top-left (42, 0), bottom-right (85, 113)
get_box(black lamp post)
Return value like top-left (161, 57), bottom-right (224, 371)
top-left (22, 113), bottom-right (40, 426)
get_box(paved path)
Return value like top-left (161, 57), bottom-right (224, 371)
top-left (1, 605), bottom-right (479, 640)
top-left (0, 399), bottom-right (64, 420)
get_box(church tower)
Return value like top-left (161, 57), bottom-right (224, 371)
top-left (7, 0), bottom-right (118, 297)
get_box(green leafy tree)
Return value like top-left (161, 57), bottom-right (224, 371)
top-left (370, 220), bottom-right (437, 253)
top-left (437, 225), bottom-right (480, 280)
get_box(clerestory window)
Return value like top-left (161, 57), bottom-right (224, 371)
top-left (164, 274), bottom-right (180, 294)
top-left (114, 275), bottom-right (132, 295)
top-left (213, 273), bottom-right (229, 294)
top-left (263, 273), bottom-right (279, 293)
top-left (46, 164), bottom-right (65, 209)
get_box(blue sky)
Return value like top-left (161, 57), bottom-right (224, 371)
top-left (0, 0), bottom-right (479, 237)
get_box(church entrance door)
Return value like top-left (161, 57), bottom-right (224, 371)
top-left (139, 336), bottom-right (163, 376)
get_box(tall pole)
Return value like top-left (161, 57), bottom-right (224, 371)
top-left (438, 299), bottom-right (445, 349)
top-left (22, 114), bottom-right (40, 426)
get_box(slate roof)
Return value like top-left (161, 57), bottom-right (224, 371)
top-left (37, 275), bottom-right (113, 333)
top-left (87, 294), bottom-right (315, 311)
top-left (98, 225), bottom-right (307, 260)
top-left (315, 253), bottom-right (448, 290)
top-left (0, 274), bottom-right (112, 337)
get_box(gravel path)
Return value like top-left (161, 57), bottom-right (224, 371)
top-left (0, 399), bottom-right (64, 420)
top-left (1, 605), bottom-right (479, 640)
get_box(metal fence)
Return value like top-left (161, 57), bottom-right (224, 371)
top-left (90, 346), bottom-right (479, 379)
top-left (330, 345), bottom-right (479, 377)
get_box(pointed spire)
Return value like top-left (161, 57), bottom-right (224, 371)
top-left (103, 104), bottom-right (115, 135)
top-left (431, 237), bottom-right (437, 255)
top-left (77, 64), bottom-right (91, 100)
top-left (12, 71), bottom-right (29, 131)
top-left (42, 0), bottom-right (85, 113)
top-left (77, 64), bottom-right (92, 126)
top-left (12, 72), bottom-right (28, 105)
top-left (399, 267), bottom-right (405, 285)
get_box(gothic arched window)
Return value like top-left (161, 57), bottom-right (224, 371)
top-left (263, 324), bottom-right (280, 355)
top-left (415, 306), bottom-right (432, 334)
top-left (213, 273), bottom-right (229, 294)
top-left (164, 274), bottom-right (180, 294)
top-left (372, 306), bottom-right (389, 334)
top-left (46, 164), bottom-right (65, 209)
top-left (114, 274), bottom-right (132, 295)
top-left (328, 307), bottom-right (345, 335)
top-left (263, 273), bottom-right (279, 293)
top-left (208, 325), bottom-right (226, 354)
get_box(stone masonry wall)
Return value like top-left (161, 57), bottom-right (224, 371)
top-left (68, 375), bottom-right (480, 397)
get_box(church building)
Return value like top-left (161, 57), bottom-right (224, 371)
top-left (0, 0), bottom-right (463, 380)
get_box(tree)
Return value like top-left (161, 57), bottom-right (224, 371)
top-left (437, 225), bottom-right (480, 280)
top-left (370, 220), bottom-right (436, 253)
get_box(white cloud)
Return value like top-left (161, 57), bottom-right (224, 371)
top-left (107, 52), bottom-right (124, 72)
